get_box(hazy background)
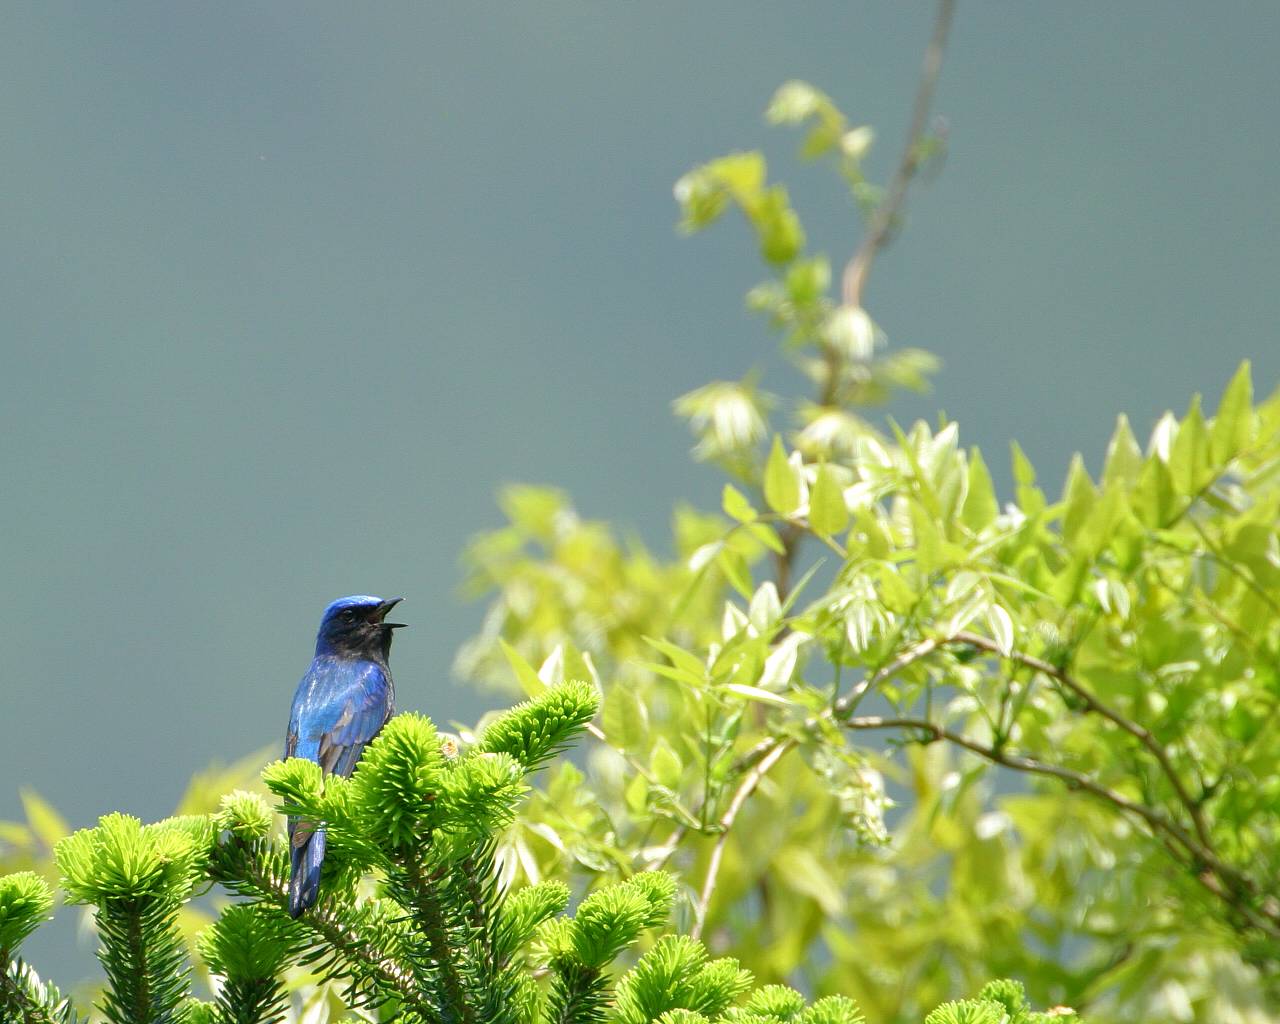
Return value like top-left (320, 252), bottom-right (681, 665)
top-left (3, 2), bottom-right (1277, 977)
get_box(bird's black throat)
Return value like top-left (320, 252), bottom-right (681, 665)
top-left (328, 624), bottom-right (396, 664)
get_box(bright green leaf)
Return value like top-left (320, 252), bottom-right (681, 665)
top-left (718, 547), bottom-right (753, 598)
top-left (722, 683), bottom-right (794, 707)
top-left (764, 436), bottom-right (801, 514)
top-left (809, 464), bottom-right (850, 536)
top-left (1102, 414), bottom-right (1144, 490)
top-left (1210, 360), bottom-right (1254, 463)
top-left (644, 637), bottom-right (707, 682)
top-left (1169, 395), bottom-right (1210, 494)
top-left (650, 741), bottom-right (683, 789)
top-left (745, 521), bottom-right (787, 555)
top-left (985, 604), bottom-right (1014, 657)
top-left (722, 484), bottom-right (757, 523)
top-left (500, 640), bottom-right (547, 698)
top-left (20, 790), bottom-right (69, 852)
top-left (1061, 454), bottom-right (1097, 544)
top-left (961, 448), bottom-right (998, 531)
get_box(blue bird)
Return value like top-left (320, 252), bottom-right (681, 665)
top-left (284, 595), bottom-right (404, 917)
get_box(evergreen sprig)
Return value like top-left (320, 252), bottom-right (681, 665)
top-left (540, 872), bottom-right (677, 1024)
top-left (0, 871), bottom-right (53, 955)
top-left (0, 872), bottom-right (83, 1024)
top-left (477, 679), bottom-right (600, 769)
top-left (198, 904), bottom-right (298, 1024)
top-left (55, 814), bottom-right (212, 1024)
top-left (495, 880), bottom-right (570, 962)
top-left (1, 959), bottom-right (85, 1024)
top-left (214, 792), bottom-right (273, 843)
top-left (612, 935), bottom-right (753, 1024)
top-left (921, 1001), bottom-right (1006, 1024)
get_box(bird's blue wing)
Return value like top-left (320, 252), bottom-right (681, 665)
top-left (316, 670), bottom-right (392, 777)
top-left (287, 658), bottom-right (393, 778)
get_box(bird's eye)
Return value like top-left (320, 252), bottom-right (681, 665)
top-left (341, 610), bottom-right (357, 622)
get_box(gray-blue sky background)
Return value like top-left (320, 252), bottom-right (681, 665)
top-left (3, 1), bottom-right (1278, 973)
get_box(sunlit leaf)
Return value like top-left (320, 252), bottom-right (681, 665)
top-left (765, 436), bottom-right (802, 514)
top-left (809, 464), bottom-right (850, 536)
top-left (499, 640), bottom-right (547, 698)
top-left (722, 683), bottom-right (794, 707)
top-left (1210, 360), bottom-right (1254, 462)
top-left (722, 484), bottom-right (757, 523)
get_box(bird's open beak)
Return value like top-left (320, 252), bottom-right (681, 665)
top-left (371, 597), bottom-right (406, 628)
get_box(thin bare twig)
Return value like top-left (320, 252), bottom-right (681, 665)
top-left (690, 739), bottom-right (793, 940)
top-left (793, 0), bottom-right (957, 577)
top-left (841, 0), bottom-right (956, 310)
top-left (846, 715), bottom-right (1176, 838)
top-left (680, 638), bottom-right (942, 927)
top-left (732, 636), bottom-right (943, 775)
top-left (949, 630), bottom-right (1211, 848)
top-left (642, 825), bottom-right (688, 873)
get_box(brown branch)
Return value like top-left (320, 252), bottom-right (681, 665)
top-left (307, 906), bottom-right (426, 1008)
top-left (943, 632), bottom-right (1275, 923)
top-left (772, 523), bottom-right (802, 604)
top-left (843, 715), bottom-right (1280, 940)
top-left (949, 630), bottom-right (1212, 848)
top-left (787, 3), bottom-right (957, 566)
top-left (833, 636), bottom-right (942, 720)
top-left (846, 715), bottom-right (1175, 835)
top-left (690, 738), bottom-right (793, 940)
top-left (841, 0), bottom-right (956, 309)
top-left (404, 855), bottom-right (474, 1024)
top-left (668, 640), bottom-right (941, 889)
top-left (0, 960), bottom-right (68, 1024)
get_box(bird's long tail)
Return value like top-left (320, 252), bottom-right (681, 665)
top-left (288, 820), bottom-right (326, 918)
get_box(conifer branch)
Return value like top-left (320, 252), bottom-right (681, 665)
top-left (210, 977), bottom-right (284, 1024)
top-left (545, 962), bottom-right (609, 1024)
top-left (2, 691), bottom-right (1097, 1022)
top-left (402, 857), bottom-right (475, 1024)
top-left (1, 960), bottom-right (81, 1024)
top-left (123, 906), bottom-right (152, 1023)
top-left (0, 875), bottom-right (80, 1024)
top-left (209, 839), bottom-right (428, 1014)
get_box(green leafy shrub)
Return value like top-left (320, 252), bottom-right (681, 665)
top-left (454, 68), bottom-right (1280, 1024)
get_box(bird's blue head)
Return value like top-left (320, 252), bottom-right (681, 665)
top-left (315, 595), bottom-right (405, 661)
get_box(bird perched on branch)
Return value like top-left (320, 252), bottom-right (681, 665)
top-left (284, 595), bottom-right (404, 917)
